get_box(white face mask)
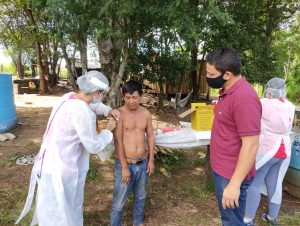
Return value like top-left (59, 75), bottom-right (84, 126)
top-left (92, 96), bottom-right (101, 104)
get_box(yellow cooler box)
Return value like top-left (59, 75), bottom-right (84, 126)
top-left (191, 103), bottom-right (214, 131)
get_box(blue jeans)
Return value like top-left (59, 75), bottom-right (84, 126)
top-left (212, 170), bottom-right (253, 226)
top-left (110, 159), bottom-right (148, 226)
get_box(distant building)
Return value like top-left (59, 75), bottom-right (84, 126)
top-left (74, 60), bottom-right (101, 76)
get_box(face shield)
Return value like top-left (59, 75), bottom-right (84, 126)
top-left (90, 77), bottom-right (110, 102)
top-left (98, 87), bottom-right (110, 102)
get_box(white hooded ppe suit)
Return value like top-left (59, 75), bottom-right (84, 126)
top-left (16, 92), bottom-right (113, 226)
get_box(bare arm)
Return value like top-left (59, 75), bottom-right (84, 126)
top-left (222, 135), bottom-right (259, 209)
top-left (146, 112), bottom-right (155, 175)
top-left (113, 112), bottom-right (130, 183)
top-left (146, 114), bottom-right (155, 160)
top-left (114, 113), bottom-right (126, 167)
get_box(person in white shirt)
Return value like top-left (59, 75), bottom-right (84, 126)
top-left (16, 71), bottom-right (120, 226)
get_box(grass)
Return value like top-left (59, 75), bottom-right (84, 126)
top-left (185, 178), bottom-right (214, 200)
top-left (158, 149), bottom-right (187, 172)
top-left (186, 186), bottom-right (211, 199)
top-left (253, 211), bottom-right (300, 226)
top-left (0, 152), bottom-right (23, 167)
top-left (1, 140), bottom-right (41, 167)
top-left (170, 213), bottom-right (220, 226)
top-left (0, 140), bottom-right (40, 224)
top-left (0, 188), bottom-right (34, 226)
top-left (87, 159), bottom-right (99, 181)
top-left (278, 211), bottom-right (300, 226)
top-left (6, 152), bottom-right (21, 166)
top-left (25, 140), bottom-right (40, 152)
top-left (194, 157), bottom-right (206, 166)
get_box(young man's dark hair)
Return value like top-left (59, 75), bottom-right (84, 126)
top-left (206, 47), bottom-right (241, 76)
top-left (122, 80), bottom-right (143, 96)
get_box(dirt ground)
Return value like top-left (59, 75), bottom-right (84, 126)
top-left (1, 93), bottom-right (300, 226)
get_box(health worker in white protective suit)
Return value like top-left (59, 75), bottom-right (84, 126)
top-left (244, 77), bottom-right (295, 226)
top-left (16, 70), bottom-right (120, 226)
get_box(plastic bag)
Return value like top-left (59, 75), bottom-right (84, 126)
top-left (155, 127), bottom-right (210, 149)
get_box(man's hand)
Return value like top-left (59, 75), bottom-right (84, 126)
top-left (222, 183), bottom-right (240, 209)
top-left (147, 159), bottom-right (154, 176)
top-left (121, 167), bottom-right (131, 184)
top-left (108, 109), bottom-right (120, 121)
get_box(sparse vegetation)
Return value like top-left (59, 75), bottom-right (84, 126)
top-left (158, 149), bottom-right (187, 172)
top-left (87, 159), bottom-right (99, 181)
top-left (0, 188), bottom-right (33, 226)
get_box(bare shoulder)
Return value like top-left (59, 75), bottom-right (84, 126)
top-left (139, 106), bottom-right (152, 118)
top-left (118, 106), bottom-right (126, 112)
top-left (118, 106), bottom-right (126, 118)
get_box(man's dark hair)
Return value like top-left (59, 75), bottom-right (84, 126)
top-left (122, 80), bottom-right (143, 96)
top-left (206, 47), bottom-right (241, 76)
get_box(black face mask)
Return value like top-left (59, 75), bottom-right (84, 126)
top-left (206, 74), bottom-right (226, 89)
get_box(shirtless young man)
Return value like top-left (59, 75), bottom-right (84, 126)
top-left (110, 80), bottom-right (155, 226)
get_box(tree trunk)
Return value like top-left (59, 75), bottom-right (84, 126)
top-left (79, 33), bottom-right (88, 73)
top-left (35, 42), bottom-right (48, 94)
top-left (31, 59), bottom-right (36, 77)
top-left (61, 43), bottom-right (78, 91)
top-left (98, 17), bottom-right (129, 107)
top-left (157, 74), bottom-right (164, 111)
top-left (16, 52), bottom-right (24, 79)
top-left (108, 41), bottom-right (129, 107)
top-left (49, 41), bottom-right (59, 87)
top-left (98, 37), bottom-right (115, 79)
top-left (175, 71), bottom-right (185, 109)
top-left (56, 58), bottom-right (62, 79)
top-left (191, 47), bottom-right (198, 101)
top-left (43, 43), bottom-right (49, 80)
top-left (23, 4), bottom-right (48, 94)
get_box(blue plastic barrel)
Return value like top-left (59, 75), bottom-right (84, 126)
top-left (0, 73), bottom-right (17, 133)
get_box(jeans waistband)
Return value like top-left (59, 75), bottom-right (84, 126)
top-left (126, 157), bottom-right (147, 165)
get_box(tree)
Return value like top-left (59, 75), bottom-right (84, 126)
top-left (173, 0), bottom-right (230, 100)
top-left (93, 0), bottom-right (148, 107)
top-left (46, 0), bottom-right (93, 90)
top-left (206, 0), bottom-right (299, 85)
top-left (275, 13), bottom-right (300, 103)
top-left (0, 0), bottom-right (29, 79)
top-left (0, 0), bottom-right (63, 93)
top-left (127, 29), bottom-right (191, 111)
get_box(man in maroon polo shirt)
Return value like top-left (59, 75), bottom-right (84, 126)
top-left (206, 47), bottom-right (262, 226)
